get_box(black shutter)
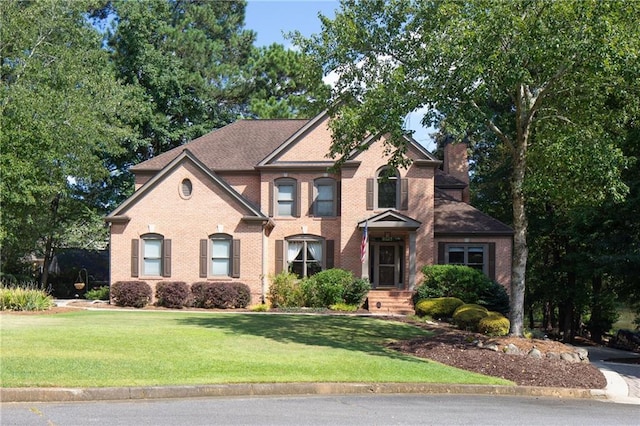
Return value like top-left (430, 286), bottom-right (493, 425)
top-left (336, 181), bottom-right (341, 217)
top-left (325, 240), bottom-right (335, 269)
top-left (162, 239), bottom-right (172, 277)
top-left (295, 180), bottom-right (301, 217)
top-left (275, 240), bottom-right (284, 274)
top-left (400, 178), bottom-right (408, 210)
top-left (366, 178), bottom-right (374, 210)
top-left (438, 242), bottom-right (445, 264)
top-left (268, 182), bottom-right (274, 217)
top-left (131, 239), bottom-right (139, 277)
top-left (199, 239), bottom-right (208, 278)
top-left (232, 239), bottom-right (241, 278)
top-left (309, 181), bottom-right (315, 216)
top-left (488, 243), bottom-right (496, 280)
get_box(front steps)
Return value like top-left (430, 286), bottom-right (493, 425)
top-left (365, 290), bottom-right (414, 315)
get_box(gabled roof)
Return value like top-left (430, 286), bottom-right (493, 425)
top-left (258, 110), bottom-right (333, 166)
top-left (131, 119), bottom-right (308, 172)
top-left (434, 190), bottom-right (513, 236)
top-left (358, 210), bottom-right (422, 231)
top-left (106, 150), bottom-right (269, 223)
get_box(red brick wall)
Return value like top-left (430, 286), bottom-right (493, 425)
top-left (110, 161), bottom-right (265, 303)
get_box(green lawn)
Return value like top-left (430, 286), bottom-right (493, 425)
top-left (0, 310), bottom-right (512, 387)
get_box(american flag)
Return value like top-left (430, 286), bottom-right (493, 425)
top-left (360, 221), bottom-right (368, 263)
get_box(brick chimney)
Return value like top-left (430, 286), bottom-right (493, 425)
top-left (443, 141), bottom-right (470, 203)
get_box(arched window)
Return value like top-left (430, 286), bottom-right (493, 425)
top-left (377, 167), bottom-right (399, 209)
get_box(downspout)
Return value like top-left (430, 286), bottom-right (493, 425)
top-left (261, 223), bottom-right (268, 304)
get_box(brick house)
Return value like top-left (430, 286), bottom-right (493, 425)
top-left (105, 110), bottom-right (512, 313)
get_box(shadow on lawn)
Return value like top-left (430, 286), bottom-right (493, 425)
top-left (177, 314), bottom-right (433, 362)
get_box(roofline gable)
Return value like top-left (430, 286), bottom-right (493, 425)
top-left (257, 111), bottom-right (328, 166)
top-left (106, 149), bottom-right (267, 222)
top-left (357, 209), bottom-right (422, 230)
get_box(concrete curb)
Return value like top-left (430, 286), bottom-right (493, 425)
top-left (0, 382), bottom-right (601, 403)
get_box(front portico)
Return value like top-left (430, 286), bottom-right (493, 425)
top-left (358, 210), bottom-right (422, 290)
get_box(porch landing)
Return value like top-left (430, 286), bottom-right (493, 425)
top-left (365, 290), bottom-right (414, 315)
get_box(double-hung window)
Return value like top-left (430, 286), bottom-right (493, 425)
top-left (210, 237), bottom-right (231, 276)
top-left (313, 178), bottom-right (336, 217)
top-left (142, 235), bottom-right (163, 276)
top-left (275, 178), bottom-right (297, 217)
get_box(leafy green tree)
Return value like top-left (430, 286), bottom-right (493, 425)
top-left (247, 43), bottom-right (330, 118)
top-left (107, 0), bottom-right (256, 158)
top-left (1, 0), bottom-right (140, 284)
top-left (296, 0), bottom-right (639, 335)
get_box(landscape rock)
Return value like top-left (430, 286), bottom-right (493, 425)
top-left (527, 348), bottom-right (542, 359)
top-left (503, 343), bottom-right (520, 355)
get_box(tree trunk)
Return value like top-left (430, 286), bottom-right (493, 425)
top-left (40, 193), bottom-right (61, 290)
top-left (509, 143), bottom-right (528, 336)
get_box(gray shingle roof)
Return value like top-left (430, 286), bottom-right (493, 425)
top-left (131, 119), bottom-right (309, 172)
top-left (434, 190), bottom-right (513, 235)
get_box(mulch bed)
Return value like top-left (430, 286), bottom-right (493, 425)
top-left (385, 318), bottom-right (607, 389)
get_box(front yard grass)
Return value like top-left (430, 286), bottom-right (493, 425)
top-left (0, 310), bottom-right (512, 387)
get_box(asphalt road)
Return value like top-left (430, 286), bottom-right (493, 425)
top-left (2, 394), bottom-right (639, 426)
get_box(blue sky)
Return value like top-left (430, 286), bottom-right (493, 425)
top-left (244, 1), bottom-right (435, 150)
top-left (245, 1), bottom-right (338, 48)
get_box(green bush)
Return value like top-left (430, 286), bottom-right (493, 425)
top-left (301, 269), bottom-right (352, 308)
top-left (452, 303), bottom-right (489, 331)
top-left (343, 278), bottom-right (371, 306)
top-left (478, 311), bottom-right (510, 336)
top-left (0, 283), bottom-right (54, 311)
top-left (268, 271), bottom-right (304, 308)
top-left (155, 281), bottom-right (189, 309)
top-left (85, 285), bottom-right (110, 301)
top-left (111, 281), bottom-right (152, 308)
top-left (413, 265), bottom-right (509, 315)
top-left (415, 297), bottom-right (464, 318)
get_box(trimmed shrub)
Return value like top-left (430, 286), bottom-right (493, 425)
top-left (343, 278), bottom-right (371, 306)
top-left (85, 285), bottom-right (110, 301)
top-left (478, 311), bottom-right (510, 336)
top-left (415, 297), bottom-right (464, 318)
top-left (329, 302), bottom-right (359, 312)
top-left (111, 281), bottom-right (152, 308)
top-left (413, 265), bottom-right (510, 315)
top-left (452, 303), bottom-right (489, 331)
top-left (191, 282), bottom-right (251, 309)
top-left (301, 268), bottom-right (352, 308)
top-left (268, 271), bottom-right (304, 308)
top-left (156, 281), bottom-right (189, 309)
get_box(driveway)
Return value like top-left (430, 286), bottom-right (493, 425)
top-left (587, 345), bottom-right (640, 404)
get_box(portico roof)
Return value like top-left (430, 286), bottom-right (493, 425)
top-left (357, 210), bottom-right (422, 231)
